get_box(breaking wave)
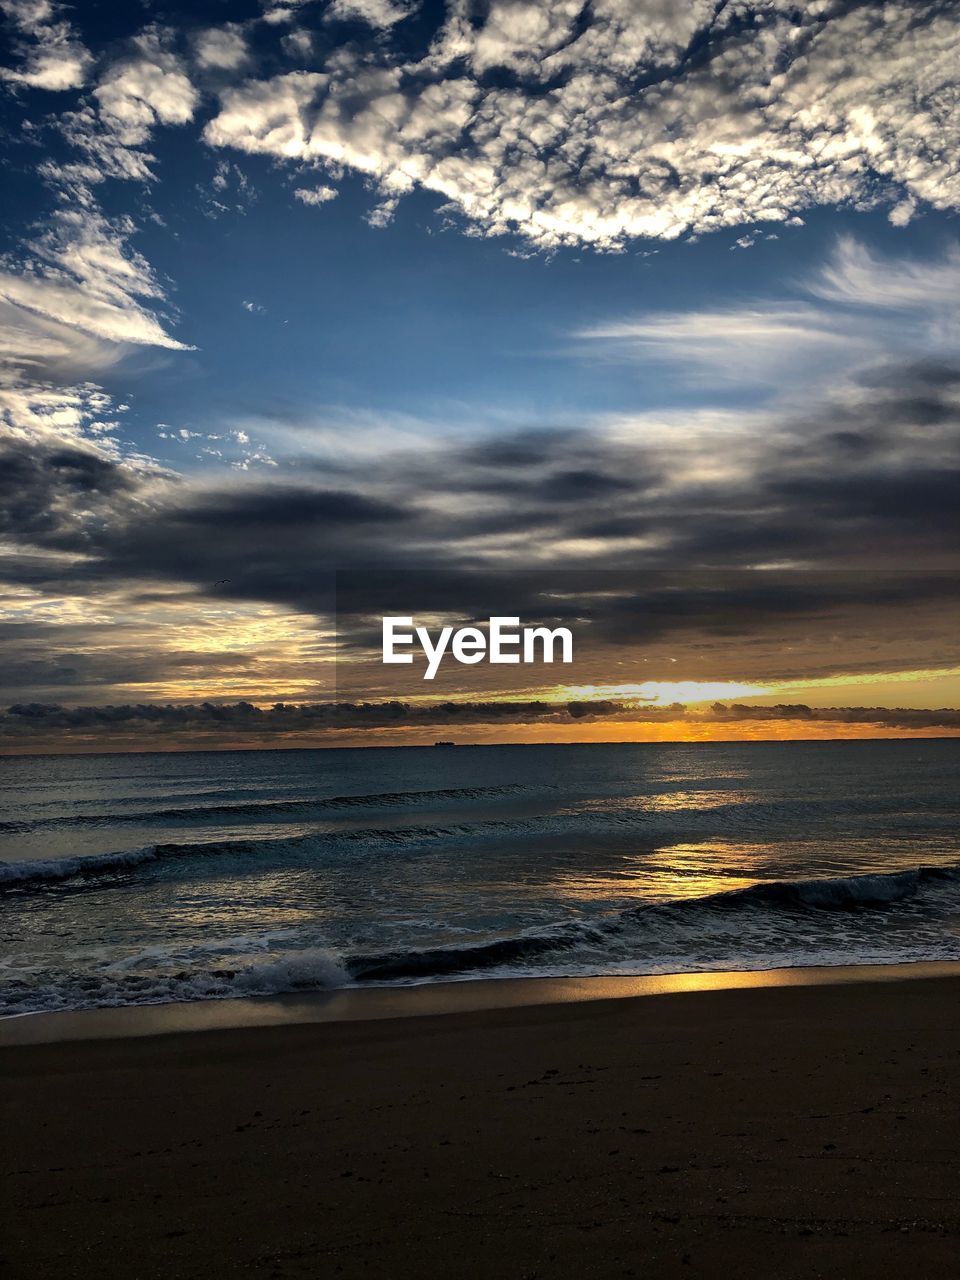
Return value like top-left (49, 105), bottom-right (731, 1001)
top-left (0, 844), bottom-right (166, 887)
top-left (0, 949), bottom-right (348, 1017)
top-left (5, 863), bottom-right (960, 1015)
top-left (347, 865), bottom-right (960, 982)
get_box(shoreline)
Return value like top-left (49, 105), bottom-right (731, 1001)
top-left (4, 957), bottom-right (960, 1046)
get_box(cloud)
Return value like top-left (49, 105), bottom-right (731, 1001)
top-left (0, 26), bottom-right (198, 396)
top-left (0, 298), bottom-right (128, 378)
top-left (294, 184), bottom-right (338, 205)
top-left (193, 24), bottom-right (249, 72)
top-left (38, 28), bottom-right (199, 193)
top-left (326, 0), bottom-right (419, 28)
top-left (260, 0), bottom-right (312, 25)
top-left (204, 70), bottom-right (328, 159)
top-left (3, 370), bottom-right (959, 702)
top-left (575, 305), bottom-right (869, 389)
top-left (0, 0), bottom-right (91, 91)
top-left (0, 211), bottom-right (189, 624)
top-left (3, 344), bottom-right (960, 678)
top-left (0, 208), bottom-right (193, 354)
top-left (93, 30), bottom-right (197, 148)
top-left (0, 431), bottom-right (143, 549)
top-left (3, 697), bottom-right (959, 749)
top-left (202, 1), bottom-right (960, 249)
top-left (711, 703), bottom-right (960, 731)
top-left (0, 698), bottom-right (585, 736)
top-left (575, 238), bottom-right (960, 394)
top-left (0, 379), bottom-right (126, 452)
top-left (812, 236), bottom-right (960, 312)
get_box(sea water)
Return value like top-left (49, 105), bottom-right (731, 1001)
top-left (2, 740), bottom-right (960, 1016)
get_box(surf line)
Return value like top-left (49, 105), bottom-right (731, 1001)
top-left (382, 616), bottom-right (574, 681)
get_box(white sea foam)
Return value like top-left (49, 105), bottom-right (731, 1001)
top-left (0, 949), bottom-right (350, 1017)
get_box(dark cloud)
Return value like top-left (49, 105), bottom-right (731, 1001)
top-left (180, 486), bottom-right (409, 530)
top-left (2, 357), bottom-right (960, 703)
top-left (713, 703), bottom-right (960, 730)
top-left (3, 698), bottom-right (959, 750)
top-left (327, 569), bottom-right (960, 698)
top-left (6, 359), bottom-right (960, 606)
top-left (0, 432), bottom-right (143, 550)
top-left (0, 645), bottom-right (260, 701)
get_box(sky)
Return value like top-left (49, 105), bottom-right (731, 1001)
top-left (1, 0), bottom-right (959, 751)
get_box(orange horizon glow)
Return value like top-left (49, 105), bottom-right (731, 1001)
top-left (3, 717), bottom-right (959, 756)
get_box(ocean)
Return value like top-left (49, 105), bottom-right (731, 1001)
top-left (2, 740), bottom-right (960, 1018)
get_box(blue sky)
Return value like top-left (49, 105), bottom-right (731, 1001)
top-left (1, 0), bottom-right (960, 747)
top-left (60, 187), bottom-right (960, 472)
top-left (126, 192), bottom-right (956, 443)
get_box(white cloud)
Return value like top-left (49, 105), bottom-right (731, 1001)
top-left (326, 0), bottom-right (419, 29)
top-left (0, 270), bottom-right (189, 351)
top-left (193, 25), bottom-right (248, 72)
top-left (0, 0), bottom-right (91, 91)
top-left (53, 106), bottom-right (157, 185)
top-left (205, 71), bottom-right (328, 159)
top-left (0, 372), bottom-right (163, 510)
top-left (294, 184), bottom-right (338, 205)
top-left (281, 28), bottom-right (314, 57)
top-left (41, 30), bottom-right (199, 194)
top-left (0, 23), bottom-right (197, 459)
top-left (577, 305), bottom-right (869, 390)
top-left (889, 198), bottom-right (917, 228)
top-left (0, 207), bottom-right (191, 494)
top-left (93, 32), bottom-right (198, 148)
top-left (811, 237), bottom-right (960, 312)
top-left (0, 298), bottom-right (125, 377)
top-left (261, 0), bottom-right (312, 25)
top-left (201, 1), bottom-right (960, 250)
top-left (0, 209), bottom-right (192, 359)
top-left (575, 239), bottom-right (960, 393)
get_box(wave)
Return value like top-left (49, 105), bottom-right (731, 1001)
top-left (0, 818), bottom-right (518, 891)
top-left (0, 783), bottom-right (526, 834)
top-left (5, 863), bottom-right (960, 1015)
top-left (0, 949), bottom-right (348, 1017)
top-left (349, 925), bottom-right (595, 982)
top-left (633, 867), bottom-right (947, 913)
top-left (347, 865), bottom-right (960, 982)
top-left (0, 844), bottom-right (165, 887)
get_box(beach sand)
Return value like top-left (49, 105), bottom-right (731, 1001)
top-left (2, 972), bottom-right (959, 1278)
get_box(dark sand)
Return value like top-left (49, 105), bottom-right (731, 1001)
top-left (2, 974), bottom-right (959, 1279)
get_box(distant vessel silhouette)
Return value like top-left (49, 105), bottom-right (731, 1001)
top-left (433, 740), bottom-right (456, 747)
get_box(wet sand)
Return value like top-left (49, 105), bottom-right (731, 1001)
top-left (2, 972), bottom-right (959, 1278)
